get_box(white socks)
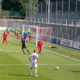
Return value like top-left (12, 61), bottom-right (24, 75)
top-left (30, 68), bottom-right (37, 76)
top-left (34, 69), bottom-right (37, 75)
top-left (30, 69), bottom-right (32, 75)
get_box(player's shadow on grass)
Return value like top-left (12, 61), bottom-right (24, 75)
top-left (0, 52), bottom-right (20, 54)
top-left (72, 71), bottom-right (80, 72)
top-left (9, 74), bottom-right (30, 76)
top-left (51, 46), bottom-right (56, 48)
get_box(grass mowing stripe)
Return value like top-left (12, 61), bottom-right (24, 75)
top-left (28, 43), bottom-right (80, 62)
top-left (43, 48), bottom-right (80, 62)
top-left (3, 34), bottom-right (80, 62)
top-left (0, 64), bottom-right (80, 66)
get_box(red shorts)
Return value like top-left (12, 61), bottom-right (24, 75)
top-left (38, 46), bottom-right (42, 49)
top-left (38, 46), bottom-right (42, 53)
top-left (17, 33), bottom-right (19, 39)
top-left (14, 32), bottom-right (17, 36)
top-left (17, 33), bottom-right (19, 36)
top-left (3, 38), bottom-right (7, 41)
top-left (29, 36), bottom-right (32, 40)
top-left (7, 32), bottom-right (9, 34)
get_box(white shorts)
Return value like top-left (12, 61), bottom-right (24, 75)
top-left (30, 62), bottom-right (37, 68)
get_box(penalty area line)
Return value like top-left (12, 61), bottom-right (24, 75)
top-left (0, 64), bottom-right (80, 66)
top-left (0, 49), bottom-right (21, 52)
top-left (28, 43), bottom-right (80, 62)
top-left (0, 49), bottom-right (33, 53)
top-left (43, 48), bottom-right (80, 62)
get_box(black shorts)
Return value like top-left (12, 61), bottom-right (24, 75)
top-left (22, 46), bottom-right (26, 49)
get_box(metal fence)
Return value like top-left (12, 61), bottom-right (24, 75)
top-left (0, 11), bottom-right (9, 18)
top-left (0, 16), bottom-right (80, 42)
top-left (0, 16), bottom-right (26, 30)
top-left (0, 0), bottom-right (80, 42)
top-left (25, 0), bottom-right (80, 42)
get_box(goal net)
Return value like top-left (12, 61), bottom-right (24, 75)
top-left (23, 25), bottom-right (52, 47)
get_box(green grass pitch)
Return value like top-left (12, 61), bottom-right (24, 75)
top-left (0, 32), bottom-right (80, 80)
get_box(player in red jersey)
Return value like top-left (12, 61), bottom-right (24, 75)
top-left (3, 31), bottom-right (8, 45)
top-left (6, 27), bottom-right (10, 35)
top-left (37, 39), bottom-right (43, 54)
top-left (14, 28), bottom-right (17, 36)
top-left (29, 31), bottom-right (32, 41)
top-left (16, 29), bottom-right (19, 39)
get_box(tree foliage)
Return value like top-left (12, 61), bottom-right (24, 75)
top-left (2, 0), bottom-right (38, 15)
top-left (2, 0), bottom-right (80, 16)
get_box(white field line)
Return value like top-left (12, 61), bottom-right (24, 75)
top-left (0, 49), bottom-right (19, 51)
top-left (0, 50), bottom-right (21, 52)
top-left (43, 48), bottom-right (80, 62)
top-left (0, 64), bottom-right (80, 66)
top-left (1, 48), bottom-right (80, 62)
top-left (3, 50), bottom-right (21, 51)
top-left (2, 35), bottom-right (80, 62)
top-left (0, 49), bottom-right (33, 52)
top-left (28, 43), bottom-right (80, 62)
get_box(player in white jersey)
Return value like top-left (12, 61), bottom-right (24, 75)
top-left (29, 50), bottom-right (39, 77)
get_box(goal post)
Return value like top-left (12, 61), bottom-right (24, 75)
top-left (23, 24), bottom-right (52, 47)
top-left (36, 26), bottom-right (38, 47)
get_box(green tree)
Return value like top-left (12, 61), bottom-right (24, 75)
top-left (2, 0), bottom-right (38, 15)
top-left (2, 0), bottom-right (21, 11)
top-left (2, 0), bottom-right (80, 16)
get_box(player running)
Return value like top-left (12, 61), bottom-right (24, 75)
top-left (37, 39), bottom-right (43, 54)
top-left (3, 31), bottom-right (8, 45)
top-left (21, 38), bottom-right (30, 54)
top-left (29, 50), bottom-right (39, 77)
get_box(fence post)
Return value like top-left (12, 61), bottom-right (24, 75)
top-left (48, 0), bottom-right (50, 23)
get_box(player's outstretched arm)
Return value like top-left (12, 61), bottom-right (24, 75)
top-left (36, 55), bottom-right (39, 63)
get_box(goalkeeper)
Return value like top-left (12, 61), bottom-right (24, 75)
top-left (21, 38), bottom-right (30, 54)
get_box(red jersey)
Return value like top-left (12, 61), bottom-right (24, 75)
top-left (3, 33), bottom-right (7, 39)
top-left (38, 40), bottom-right (43, 47)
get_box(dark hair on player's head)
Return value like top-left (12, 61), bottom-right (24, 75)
top-left (34, 50), bottom-right (36, 52)
top-left (22, 38), bottom-right (24, 40)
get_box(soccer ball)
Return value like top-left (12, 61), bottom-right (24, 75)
top-left (56, 66), bottom-right (59, 70)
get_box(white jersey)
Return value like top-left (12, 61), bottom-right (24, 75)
top-left (30, 53), bottom-right (39, 63)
